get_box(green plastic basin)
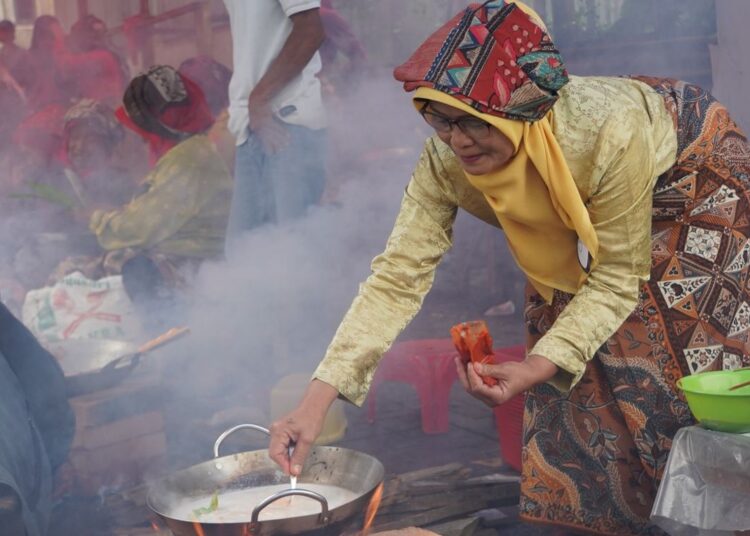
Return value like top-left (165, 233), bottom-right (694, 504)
top-left (677, 369), bottom-right (750, 433)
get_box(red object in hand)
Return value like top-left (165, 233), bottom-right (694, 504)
top-left (450, 321), bottom-right (498, 387)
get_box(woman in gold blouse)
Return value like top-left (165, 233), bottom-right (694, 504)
top-left (269, 2), bottom-right (750, 534)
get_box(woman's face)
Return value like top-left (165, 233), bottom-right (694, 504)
top-left (426, 102), bottom-right (515, 175)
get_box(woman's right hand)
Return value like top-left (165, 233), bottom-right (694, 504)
top-left (268, 379), bottom-right (339, 476)
top-left (455, 353), bottom-right (558, 407)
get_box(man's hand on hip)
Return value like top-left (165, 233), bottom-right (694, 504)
top-left (248, 98), bottom-right (290, 154)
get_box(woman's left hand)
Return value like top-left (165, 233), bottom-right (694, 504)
top-left (455, 354), bottom-right (558, 407)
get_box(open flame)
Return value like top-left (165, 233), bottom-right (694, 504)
top-left (361, 482), bottom-right (384, 534)
top-left (149, 519), bottom-right (172, 535)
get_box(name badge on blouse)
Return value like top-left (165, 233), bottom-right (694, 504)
top-left (577, 238), bottom-right (592, 273)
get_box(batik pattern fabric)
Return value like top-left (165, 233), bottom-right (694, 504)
top-left (521, 78), bottom-right (750, 535)
top-left (394, 1), bottom-right (568, 122)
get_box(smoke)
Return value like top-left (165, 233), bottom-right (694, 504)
top-left (160, 73), bottom-right (430, 432)
top-left (3, 3), bottom-right (750, 533)
top-left (36, 0), bottom-right (735, 451)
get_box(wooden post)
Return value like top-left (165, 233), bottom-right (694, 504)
top-left (139, 0), bottom-right (155, 70)
top-left (194, 1), bottom-right (213, 56)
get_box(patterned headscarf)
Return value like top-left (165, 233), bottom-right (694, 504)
top-left (395, 1), bottom-right (599, 302)
top-left (394, 0), bottom-right (568, 122)
top-left (119, 65), bottom-right (214, 164)
top-left (122, 65), bottom-right (214, 141)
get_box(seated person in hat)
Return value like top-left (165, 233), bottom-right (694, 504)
top-left (55, 66), bottom-right (233, 302)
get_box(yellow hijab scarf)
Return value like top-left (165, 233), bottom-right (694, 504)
top-left (414, 87), bottom-right (599, 302)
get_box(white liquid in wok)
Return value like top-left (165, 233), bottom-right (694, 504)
top-left (173, 483), bottom-right (358, 523)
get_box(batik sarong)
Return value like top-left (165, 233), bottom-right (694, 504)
top-left (520, 78), bottom-right (750, 535)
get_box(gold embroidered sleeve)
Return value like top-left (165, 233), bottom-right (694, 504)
top-left (531, 111), bottom-right (657, 391)
top-left (313, 138), bottom-right (458, 406)
top-left (89, 137), bottom-right (222, 252)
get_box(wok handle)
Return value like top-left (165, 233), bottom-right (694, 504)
top-left (250, 488), bottom-right (330, 526)
top-left (213, 424), bottom-right (270, 458)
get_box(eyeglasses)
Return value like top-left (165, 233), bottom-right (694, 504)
top-left (420, 106), bottom-right (493, 140)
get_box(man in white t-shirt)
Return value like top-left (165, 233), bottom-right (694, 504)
top-left (222, 0), bottom-right (327, 241)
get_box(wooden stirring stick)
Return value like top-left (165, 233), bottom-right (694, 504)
top-left (137, 326), bottom-right (191, 354)
top-left (729, 379), bottom-right (750, 391)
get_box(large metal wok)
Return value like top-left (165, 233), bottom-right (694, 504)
top-left (148, 424), bottom-right (385, 535)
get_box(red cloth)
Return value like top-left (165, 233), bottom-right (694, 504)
top-left (450, 321), bottom-right (498, 387)
top-left (116, 75), bottom-right (214, 165)
top-left (115, 106), bottom-right (172, 167)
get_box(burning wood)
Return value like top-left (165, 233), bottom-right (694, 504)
top-left (369, 462), bottom-right (520, 532)
top-left (362, 482), bottom-right (384, 534)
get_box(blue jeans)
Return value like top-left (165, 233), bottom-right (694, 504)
top-left (227, 123), bottom-right (326, 241)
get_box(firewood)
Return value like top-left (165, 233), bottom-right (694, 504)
top-left (425, 517), bottom-right (479, 536)
top-left (112, 528), bottom-right (171, 536)
top-left (372, 464), bottom-right (520, 532)
top-left (396, 463), bottom-right (467, 483)
top-left (373, 487), bottom-right (519, 530)
top-left (370, 528), bottom-right (439, 536)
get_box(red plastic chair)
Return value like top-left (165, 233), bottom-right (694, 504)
top-left (366, 339), bottom-right (459, 434)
